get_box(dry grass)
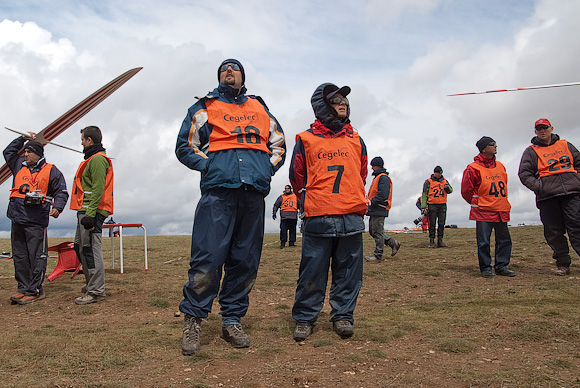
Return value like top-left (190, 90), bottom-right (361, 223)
top-left (0, 226), bottom-right (579, 387)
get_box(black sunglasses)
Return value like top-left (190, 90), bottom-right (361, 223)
top-left (329, 96), bottom-right (349, 105)
top-left (535, 125), bottom-right (550, 131)
top-left (219, 63), bottom-right (241, 72)
top-left (487, 141), bottom-right (496, 147)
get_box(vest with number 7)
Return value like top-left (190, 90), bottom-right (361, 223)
top-left (530, 140), bottom-right (577, 177)
top-left (468, 161), bottom-right (511, 212)
top-left (206, 98), bottom-right (272, 154)
top-left (298, 130), bottom-right (367, 217)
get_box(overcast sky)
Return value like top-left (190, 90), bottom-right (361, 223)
top-left (1, 0), bottom-right (579, 237)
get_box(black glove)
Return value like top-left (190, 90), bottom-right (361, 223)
top-left (81, 216), bottom-right (94, 230)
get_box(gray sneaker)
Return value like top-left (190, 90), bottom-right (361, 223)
top-left (293, 323), bottom-right (313, 342)
top-left (182, 314), bottom-right (202, 356)
top-left (222, 324), bottom-right (250, 348)
top-left (333, 320), bottom-right (354, 338)
top-left (364, 255), bottom-right (381, 262)
top-left (75, 294), bottom-right (104, 305)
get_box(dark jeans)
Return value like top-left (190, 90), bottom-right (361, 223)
top-left (428, 203), bottom-right (447, 240)
top-left (538, 194), bottom-right (580, 268)
top-left (292, 233), bottom-right (363, 325)
top-left (280, 218), bottom-right (297, 245)
top-left (476, 221), bottom-right (512, 272)
top-left (11, 222), bottom-right (47, 296)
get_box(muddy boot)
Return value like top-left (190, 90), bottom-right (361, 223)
top-left (391, 240), bottom-right (401, 256)
top-left (182, 314), bottom-right (202, 356)
top-left (428, 238), bottom-right (436, 248)
top-left (437, 239), bottom-right (448, 248)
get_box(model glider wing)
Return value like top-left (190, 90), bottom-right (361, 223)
top-left (0, 67), bottom-right (143, 185)
top-left (448, 81), bottom-right (580, 96)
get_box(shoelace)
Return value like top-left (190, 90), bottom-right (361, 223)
top-left (230, 324), bottom-right (244, 334)
top-left (184, 319), bottom-right (201, 340)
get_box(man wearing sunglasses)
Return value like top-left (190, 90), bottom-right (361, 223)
top-left (461, 136), bottom-right (514, 278)
top-left (518, 118), bottom-right (580, 276)
top-left (176, 59), bottom-right (286, 355)
top-left (290, 83), bottom-right (368, 342)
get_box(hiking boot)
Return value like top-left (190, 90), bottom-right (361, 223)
top-left (496, 267), bottom-right (516, 277)
top-left (222, 324), bottom-right (250, 348)
top-left (75, 294), bottom-right (105, 305)
top-left (437, 240), bottom-right (448, 248)
top-left (182, 314), bottom-right (202, 356)
top-left (10, 292), bottom-right (24, 304)
top-left (428, 239), bottom-right (436, 248)
top-left (280, 243), bottom-right (285, 249)
top-left (481, 269), bottom-right (495, 278)
top-left (333, 320), bottom-right (354, 338)
top-left (18, 291), bottom-right (46, 305)
top-left (555, 267), bottom-right (570, 276)
top-left (364, 255), bottom-right (381, 262)
top-left (391, 240), bottom-right (401, 257)
top-left (293, 323), bottom-right (313, 342)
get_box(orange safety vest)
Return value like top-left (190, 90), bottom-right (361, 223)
top-left (10, 163), bottom-right (53, 202)
top-left (530, 140), bottom-right (577, 177)
top-left (468, 161), bottom-right (511, 212)
top-left (206, 98), bottom-right (272, 154)
top-left (298, 130), bottom-right (367, 217)
top-left (428, 178), bottom-right (448, 204)
top-left (70, 153), bottom-right (114, 214)
top-left (367, 172), bottom-right (392, 211)
top-left (281, 193), bottom-right (298, 212)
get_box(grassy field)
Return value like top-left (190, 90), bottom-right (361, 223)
top-left (0, 226), bottom-right (579, 387)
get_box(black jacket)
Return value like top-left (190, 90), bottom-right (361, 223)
top-left (518, 134), bottom-right (580, 203)
top-left (3, 137), bottom-right (69, 227)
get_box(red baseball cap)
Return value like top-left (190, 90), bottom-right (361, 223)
top-left (535, 118), bottom-right (551, 128)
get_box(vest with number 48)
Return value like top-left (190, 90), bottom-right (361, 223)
top-left (468, 161), bottom-right (511, 212)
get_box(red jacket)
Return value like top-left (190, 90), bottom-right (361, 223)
top-left (461, 154), bottom-right (510, 222)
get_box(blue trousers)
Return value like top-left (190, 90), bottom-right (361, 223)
top-left (292, 233), bottom-right (363, 325)
top-left (476, 221), bottom-right (512, 271)
top-left (180, 187), bottom-right (265, 325)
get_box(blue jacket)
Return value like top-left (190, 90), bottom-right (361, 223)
top-left (176, 83), bottom-right (286, 195)
top-left (3, 137), bottom-right (69, 227)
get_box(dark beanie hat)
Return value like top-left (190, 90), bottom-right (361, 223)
top-left (434, 166), bottom-right (443, 173)
top-left (370, 156), bottom-right (384, 167)
top-left (24, 140), bottom-right (44, 157)
top-left (217, 58), bottom-right (245, 85)
top-left (476, 136), bottom-right (495, 152)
